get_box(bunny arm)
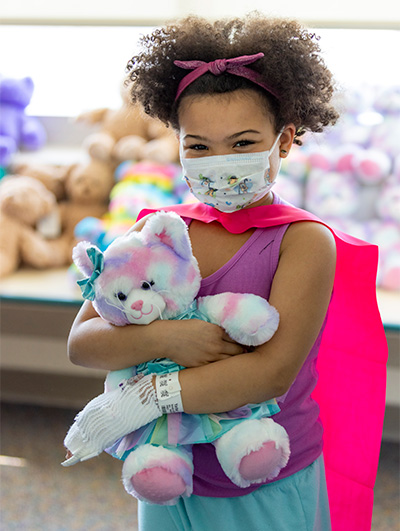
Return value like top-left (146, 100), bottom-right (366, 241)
top-left (197, 293), bottom-right (279, 347)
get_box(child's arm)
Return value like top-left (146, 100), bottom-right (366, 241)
top-left (67, 300), bottom-right (244, 370)
top-left (69, 220), bottom-right (335, 414)
top-left (178, 221), bottom-right (336, 413)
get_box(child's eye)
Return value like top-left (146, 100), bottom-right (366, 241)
top-left (116, 292), bottom-right (127, 301)
top-left (187, 144), bottom-right (208, 151)
top-left (234, 139), bottom-right (255, 148)
top-left (141, 281), bottom-right (154, 290)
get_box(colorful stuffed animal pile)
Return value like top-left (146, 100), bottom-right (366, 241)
top-left (275, 84), bottom-right (400, 291)
top-left (0, 81), bottom-right (183, 276)
top-left (63, 211), bottom-right (290, 505)
top-left (74, 161), bottom-right (190, 251)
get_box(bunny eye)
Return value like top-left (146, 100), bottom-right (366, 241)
top-left (116, 291), bottom-right (127, 301)
top-left (141, 281), bottom-right (154, 290)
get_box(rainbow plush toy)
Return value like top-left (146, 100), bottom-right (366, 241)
top-left (74, 161), bottom-right (189, 251)
top-left (63, 211), bottom-right (290, 505)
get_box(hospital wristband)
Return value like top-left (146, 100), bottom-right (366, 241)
top-left (155, 372), bottom-right (183, 414)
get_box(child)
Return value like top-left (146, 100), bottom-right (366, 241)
top-left (66, 14), bottom-right (387, 531)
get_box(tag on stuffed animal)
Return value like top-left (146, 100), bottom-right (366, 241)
top-left (36, 208), bottom-right (62, 239)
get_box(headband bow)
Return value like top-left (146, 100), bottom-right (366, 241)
top-left (77, 246), bottom-right (104, 301)
top-left (174, 53), bottom-right (280, 101)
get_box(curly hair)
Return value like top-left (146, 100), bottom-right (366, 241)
top-left (126, 14), bottom-right (339, 144)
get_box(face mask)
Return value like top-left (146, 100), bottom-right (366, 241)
top-left (180, 133), bottom-right (282, 213)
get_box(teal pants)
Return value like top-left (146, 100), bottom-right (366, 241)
top-left (138, 455), bottom-right (331, 531)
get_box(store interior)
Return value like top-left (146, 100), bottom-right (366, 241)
top-left (0, 2), bottom-right (399, 529)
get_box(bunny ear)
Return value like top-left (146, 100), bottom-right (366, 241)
top-left (72, 242), bottom-right (104, 301)
top-left (73, 241), bottom-right (97, 276)
top-left (141, 211), bottom-right (194, 261)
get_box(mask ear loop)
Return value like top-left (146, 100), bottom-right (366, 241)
top-left (269, 129), bottom-right (285, 155)
top-left (266, 129), bottom-right (286, 186)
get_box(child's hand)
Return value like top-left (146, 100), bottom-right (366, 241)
top-left (166, 319), bottom-right (244, 368)
top-left (62, 374), bottom-right (161, 466)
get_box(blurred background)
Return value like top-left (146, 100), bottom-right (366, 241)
top-left (0, 2), bottom-right (399, 529)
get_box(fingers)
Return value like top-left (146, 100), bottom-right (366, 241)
top-left (220, 331), bottom-right (245, 354)
top-left (221, 331), bottom-right (236, 343)
top-left (221, 340), bottom-right (245, 356)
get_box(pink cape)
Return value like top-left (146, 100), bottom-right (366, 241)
top-left (138, 202), bottom-right (388, 531)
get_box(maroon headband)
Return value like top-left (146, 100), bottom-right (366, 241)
top-left (174, 52), bottom-right (280, 101)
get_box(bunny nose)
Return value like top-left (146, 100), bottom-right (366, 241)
top-left (131, 300), bottom-right (144, 311)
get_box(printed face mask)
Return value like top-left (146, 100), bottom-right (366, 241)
top-left (180, 133), bottom-right (282, 212)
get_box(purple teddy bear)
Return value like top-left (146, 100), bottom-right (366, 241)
top-left (0, 76), bottom-right (46, 167)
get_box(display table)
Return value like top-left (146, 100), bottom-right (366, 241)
top-left (1, 269), bottom-right (399, 424)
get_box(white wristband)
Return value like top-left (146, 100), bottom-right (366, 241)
top-left (155, 372), bottom-right (183, 414)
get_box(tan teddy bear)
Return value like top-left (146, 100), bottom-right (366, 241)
top-left (9, 158), bottom-right (115, 266)
top-left (0, 176), bottom-right (71, 278)
top-left (11, 160), bottom-right (114, 253)
top-left (12, 162), bottom-right (68, 201)
top-left (56, 160), bottom-right (115, 259)
top-left (77, 83), bottom-right (179, 167)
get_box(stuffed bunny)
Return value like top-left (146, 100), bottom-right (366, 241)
top-left (63, 211), bottom-right (290, 504)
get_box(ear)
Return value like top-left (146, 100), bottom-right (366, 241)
top-left (22, 77), bottom-right (34, 95)
top-left (141, 211), bottom-right (193, 260)
top-left (279, 124), bottom-right (296, 158)
top-left (72, 240), bottom-right (99, 276)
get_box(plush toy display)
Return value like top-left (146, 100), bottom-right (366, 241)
top-left (55, 160), bottom-right (116, 256)
top-left (63, 211), bottom-right (290, 505)
top-left (278, 84), bottom-right (400, 291)
top-left (374, 163), bottom-right (400, 290)
top-left (2, 161), bottom-right (114, 275)
top-left (0, 176), bottom-right (70, 277)
top-left (77, 83), bottom-right (179, 167)
top-left (54, 83), bottom-right (181, 256)
top-left (13, 162), bottom-right (68, 201)
top-left (304, 169), bottom-right (360, 220)
top-left (74, 161), bottom-right (189, 251)
top-left (0, 76), bottom-right (46, 167)
top-left (274, 145), bottom-right (309, 208)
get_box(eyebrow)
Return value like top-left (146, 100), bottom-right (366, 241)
top-left (184, 130), bottom-right (262, 142)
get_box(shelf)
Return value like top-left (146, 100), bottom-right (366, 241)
top-left (1, 267), bottom-right (399, 327)
top-left (0, 267), bottom-right (82, 306)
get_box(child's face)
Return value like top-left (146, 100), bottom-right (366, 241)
top-left (177, 89), bottom-right (294, 197)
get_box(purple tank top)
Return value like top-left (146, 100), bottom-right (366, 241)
top-left (191, 194), bottom-right (325, 497)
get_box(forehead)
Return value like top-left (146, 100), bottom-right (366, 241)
top-left (178, 89), bottom-right (274, 138)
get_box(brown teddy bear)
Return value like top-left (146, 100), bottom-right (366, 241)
top-left (12, 162), bottom-right (68, 201)
top-left (77, 83), bottom-right (179, 167)
top-left (0, 176), bottom-right (71, 278)
top-left (58, 160), bottom-right (115, 256)
top-left (10, 160), bottom-right (115, 262)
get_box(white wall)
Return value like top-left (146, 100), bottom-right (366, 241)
top-left (1, 0), bottom-right (399, 27)
top-left (1, 1), bottom-right (399, 117)
top-left (1, 25), bottom-right (398, 117)
top-left (0, 25), bottom-right (151, 116)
